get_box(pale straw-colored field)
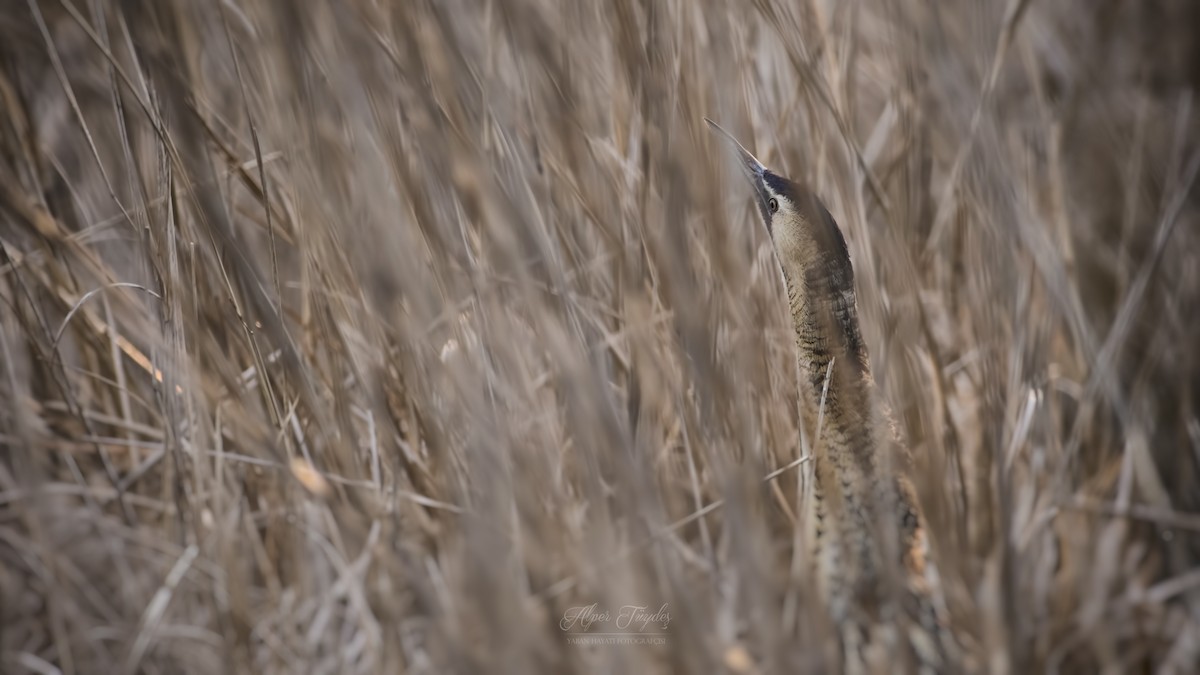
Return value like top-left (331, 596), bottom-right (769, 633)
top-left (2, 1), bottom-right (1198, 673)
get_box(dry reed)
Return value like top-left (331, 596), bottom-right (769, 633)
top-left (1, 1), bottom-right (1199, 673)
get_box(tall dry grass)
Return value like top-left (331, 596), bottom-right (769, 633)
top-left (1, 1), bottom-right (1199, 673)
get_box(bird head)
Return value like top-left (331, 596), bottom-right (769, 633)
top-left (705, 118), bottom-right (856, 303)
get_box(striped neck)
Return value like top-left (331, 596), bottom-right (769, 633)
top-left (786, 275), bottom-right (875, 463)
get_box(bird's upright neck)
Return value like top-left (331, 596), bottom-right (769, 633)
top-left (785, 276), bottom-right (875, 459)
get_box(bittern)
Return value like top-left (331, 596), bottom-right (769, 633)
top-left (706, 119), bottom-right (948, 673)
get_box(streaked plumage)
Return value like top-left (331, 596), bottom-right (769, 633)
top-left (707, 119), bottom-right (952, 673)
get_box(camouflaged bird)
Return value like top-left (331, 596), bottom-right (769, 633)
top-left (707, 119), bottom-right (952, 674)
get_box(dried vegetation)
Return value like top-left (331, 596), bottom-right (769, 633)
top-left (1, 1), bottom-right (1199, 673)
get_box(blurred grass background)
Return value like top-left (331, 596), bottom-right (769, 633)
top-left (1, 0), bottom-right (1199, 673)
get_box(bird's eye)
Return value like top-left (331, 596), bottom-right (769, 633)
top-left (768, 197), bottom-right (779, 213)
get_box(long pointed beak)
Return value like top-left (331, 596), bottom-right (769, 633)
top-left (704, 118), bottom-right (772, 224)
top-left (704, 118), bottom-right (766, 181)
